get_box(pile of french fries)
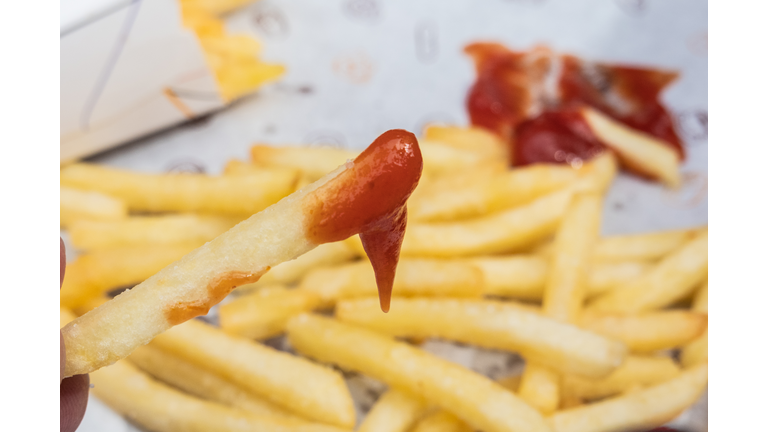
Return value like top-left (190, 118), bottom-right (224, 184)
top-left (60, 120), bottom-right (707, 432)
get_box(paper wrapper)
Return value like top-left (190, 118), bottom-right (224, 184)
top-left (72, 0), bottom-right (707, 430)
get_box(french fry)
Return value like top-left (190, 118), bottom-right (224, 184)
top-left (60, 307), bottom-right (77, 327)
top-left (681, 280), bottom-right (708, 367)
top-left (287, 314), bottom-right (550, 432)
top-left (91, 360), bottom-right (349, 432)
top-left (547, 364), bottom-right (708, 432)
top-left (589, 230), bottom-right (708, 312)
top-left (151, 319), bottom-right (355, 427)
top-left (419, 139), bottom-right (505, 177)
top-left (409, 164), bottom-right (579, 222)
top-left (251, 145), bottom-right (357, 182)
top-left (60, 163), bottom-right (299, 215)
top-left (299, 259), bottom-right (483, 309)
top-left (71, 295), bottom-right (110, 316)
top-left (335, 298), bottom-right (627, 378)
top-left (241, 241), bottom-right (358, 289)
top-left (401, 189), bottom-right (573, 257)
top-left (680, 329), bottom-right (708, 367)
top-left (519, 193), bottom-right (602, 414)
top-left (223, 159), bottom-right (262, 175)
top-left (128, 344), bottom-right (301, 421)
top-left (219, 286), bottom-right (320, 340)
top-left (59, 243), bottom-right (198, 309)
top-left (561, 355), bottom-right (681, 401)
top-left (476, 256), bottom-right (648, 300)
top-left (592, 228), bottom-right (701, 262)
top-left (585, 261), bottom-right (652, 298)
top-left (580, 106), bottom-right (681, 187)
top-left (181, 0), bottom-right (257, 17)
top-left (422, 124), bottom-right (507, 160)
top-left (60, 186), bottom-right (127, 228)
top-left (357, 389), bottom-right (429, 432)
top-left (69, 214), bottom-right (241, 251)
top-left (61, 126), bottom-right (426, 377)
top-left (517, 365), bottom-right (560, 415)
top-left (411, 411), bottom-right (473, 432)
top-left (579, 311), bottom-right (707, 353)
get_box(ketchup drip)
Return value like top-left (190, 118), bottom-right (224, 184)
top-left (303, 130), bottom-right (423, 312)
top-left (514, 110), bottom-right (605, 166)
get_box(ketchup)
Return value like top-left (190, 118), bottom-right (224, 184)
top-left (464, 43), bottom-right (685, 169)
top-left (303, 129), bottom-right (423, 312)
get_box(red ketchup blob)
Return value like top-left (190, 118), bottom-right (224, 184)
top-left (303, 129), bottom-right (423, 312)
top-left (464, 43), bottom-right (685, 169)
top-left (514, 110), bottom-right (605, 167)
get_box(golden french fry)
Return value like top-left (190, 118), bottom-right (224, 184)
top-left (580, 311), bottom-right (707, 353)
top-left (357, 389), bottom-right (429, 432)
top-left (299, 259), bottom-right (483, 309)
top-left (585, 261), bottom-right (652, 298)
top-left (128, 344), bottom-right (301, 421)
top-left (60, 186), bottom-right (127, 228)
top-left (422, 124), bottom-right (507, 160)
top-left (401, 189), bottom-right (573, 257)
top-left (409, 164), bottom-right (579, 222)
top-left (220, 286), bottom-right (320, 340)
top-left (581, 106), bottom-right (680, 187)
top-left (517, 365), bottom-right (560, 415)
top-left (692, 281), bottom-right (708, 313)
top-left (91, 360), bottom-right (349, 432)
top-left (151, 319), bottom-right (355, 427)
top-left (589, 230), bottom-right (708, 313)
top-left (548, 364), bottom-right (708, 432)
top-left (59, 243), bottom-right (198, 309)
top-left (60, 163), bottom-right (298, 215)
top-left (223, 159), bottom-right (261, 175)
top-left (242, 241), bottom-right (358, 289)
top-left (287, 314), bottom-right (550, 432)
top-left (680, 328), bottom-right (708, 368)
top-left (335, 298), bottom-right (627, 378)
top-left (592, 228), bottom-right (701, 263)
top-left (411, 411), bottom-right (473, 432)
top-left (419, 139), bottom-right (505, 177)
top-left (251, 145), bottom-right (357, 182)
top-left (542, 193), bottom-right (602, 322)
top-left (561, 355), bottom-right (681, 400)
top-left (476, 256), bottom-right (647, 300)
top-left (210, 56), bottom-right (285, 102)
top-left (69, 214), bottom-right (241, 251)
top-left (199, 34), bottom-right (261, 58)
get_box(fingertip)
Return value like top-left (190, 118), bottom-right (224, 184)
top-left (60, 374), bottom-right (89, 432)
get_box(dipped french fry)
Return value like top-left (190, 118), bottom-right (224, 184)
top-left (357, 389), bottom-right (429, 432)
top-left (61, 130), bottom-right (423, 376)
top-left (60, 163), bottom-right (299, 215)
top-left (580, 311), bottom-right (707, 353)
top-left (335, 298), bottom-right (627, 378)
top-left (548, 364), bottom-right (708, 432)
top-left (580, 106), bottom-right (681, 187)
top-left (60, 187), bottom-right (127, 228)
top-left (589, 230), bottom-right (708, 312)
top-left (299, 259), bottom-right (483, 308)
top-left (69, 214), bottom-right (241, 251)
top-left (411, 411), bottom-right (473, 432)
top-left (241, 241), bottom-right (359, 289)
top-left (561, 355), bottom-right (681, 401)
top-left (60, 243), bottom-right (199, 309)
top-left (219, 286), bottom-right (320, 340)
top-left (128, 344), bottom-right (301, 421)
top-left (592, 228), bottom-right (701, 262)
top-left (401, 189), bottom-right (573, 257)
top-left (91, 360), bottom-right (349, 432)
top-left (409, 164), bottom-right (579, 222)
top-left (287, 314), bottom-right (550, 432)
top-left (151, 319), bottom-right (355, 427)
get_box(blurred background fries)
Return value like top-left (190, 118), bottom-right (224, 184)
top-left (60, 1), bottom-right (707, 431)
